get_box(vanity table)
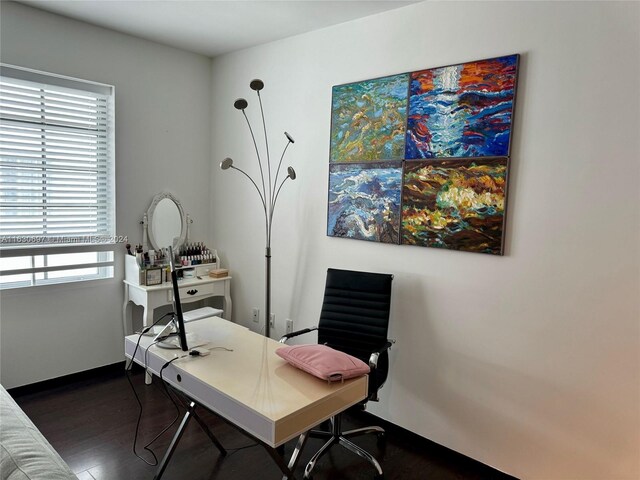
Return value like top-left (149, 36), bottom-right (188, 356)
top-left (122, 275), bottom-right (232, 336)
top-left (123, 191), bottom-right (232, 336)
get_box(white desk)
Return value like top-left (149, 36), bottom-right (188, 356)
top-left (125, 316), bottom-right (367, 479)
top-left (122, 276), bottom-right (232, 336)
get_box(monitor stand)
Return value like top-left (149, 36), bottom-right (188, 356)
top-left (152, 316), bottom-right (206, 349)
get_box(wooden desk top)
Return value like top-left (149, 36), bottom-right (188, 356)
top-left (125, 316), bottom-right (367, 447)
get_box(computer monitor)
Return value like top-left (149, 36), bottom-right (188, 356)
top-left (169, 246), bottom-right (188, 351)
top-left (153, 246), bottom-right (189, 351)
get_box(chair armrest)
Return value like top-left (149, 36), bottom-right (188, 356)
top-left (279, 326), bottom-right (318, 343)
top-left (369, 340), bottom-right (395, 369)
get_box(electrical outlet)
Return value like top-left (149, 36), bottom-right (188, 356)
top-left (286, 319), bottom-right (293, 334)
top-left (269, 313), bottom-right (275, 328)
top-left (252, 308), bottom-right (259, 323)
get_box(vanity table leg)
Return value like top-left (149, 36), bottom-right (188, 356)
top-left (141, 305), bottom-right (153, 384)
top-left (223, 280), bottom-right (233, 320)
top-left (142, 305), bottom-right (150, 330)
top-left (122, 285), bottom-right (132, 336)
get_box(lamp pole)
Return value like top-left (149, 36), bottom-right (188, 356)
top-left (220, 80), bottom-right (296, 339)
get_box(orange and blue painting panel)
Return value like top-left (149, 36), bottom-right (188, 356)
top-left (327, 54), bottom-right (518, 255)
top-left (330, 74), bottom-right (409, 163)
top-left (401, 158), bottom-right (508, 255)
top-left (405, 55), bottom-right (518, 159)
top-left (328, 162), bottom-right (402, 244)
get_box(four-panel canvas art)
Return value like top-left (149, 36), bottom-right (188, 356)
top-left (328, 54), bottom-right (519, 255)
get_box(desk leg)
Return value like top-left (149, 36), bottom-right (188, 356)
top-left (153, 403), bottom-right (193, 480)
top-left (192, 406), bottom-right (227, 455)
top-left (262, 430), bottom-right (308, 480)
top-left (153, 401), bottom-right (226, 480)
top-left (281, 431), bottom-right (309, 480)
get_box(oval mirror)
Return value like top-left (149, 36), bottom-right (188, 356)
top-left (146, 192), bottom-right (187, 251)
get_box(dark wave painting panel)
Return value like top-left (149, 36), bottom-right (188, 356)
top-left (405, 55), bottom-right (518, 159)
top-left (328, 162), bottom-right (402, 244)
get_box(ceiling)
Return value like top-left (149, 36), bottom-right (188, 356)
top-left (18, 0), bottom-right (417, 57)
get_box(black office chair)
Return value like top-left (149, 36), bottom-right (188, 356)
top-left (280, 268), bottom-right (394, 479)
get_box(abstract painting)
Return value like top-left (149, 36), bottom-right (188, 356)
top-left (330, 74), bottom-right (409, 163)
top-left (327, 54), bottom-right (519, 255)
top-left (328, 162), bottom-right (402, 244)
top-left (405, 55), bottom-right (518, 159)
top-left (401, 158), bottom-right (508, 255)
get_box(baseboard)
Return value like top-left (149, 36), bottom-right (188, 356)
top-left (351, 408), bottom-right (520, 480)
top-left (7, 361), bottom-right (126, 398)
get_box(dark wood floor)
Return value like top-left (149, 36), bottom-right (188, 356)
top-left (9, 366), bottom-right (516, 480)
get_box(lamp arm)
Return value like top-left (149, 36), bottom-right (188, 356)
top-left (269, 176), bottom-right (291, 227)
top-left (271, 141), bottom-right (291, 208)
top-left (231, 164), bottom-right (269, 224)
top-left (257, 91), bottom-right (272, 210)
top-left (242, 110), bottom-right (268, 205)
top-left (232, 166), bottom-right (270, 242)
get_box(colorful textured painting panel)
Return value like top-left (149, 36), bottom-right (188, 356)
top-left (330, 74), bottom-right (409, 163)
top-left (405, 54), bottom-right (519, 159)
top-left (328, 162), bottom-right (402, 244)
top-left (401, 158), bottom-right (508, 255)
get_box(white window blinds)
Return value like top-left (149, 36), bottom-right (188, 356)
top-left (0, 65), bottom-right (115, 289)
top-left (0, 65), bottom-right (115, 247)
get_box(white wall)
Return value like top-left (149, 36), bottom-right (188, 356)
top-left (209, 2), bottom-right (640, 479)
top-left (0, 2), bottom-right (212, 388)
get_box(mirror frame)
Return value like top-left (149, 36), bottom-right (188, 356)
top-left (146, 191), bottom-right (187, 251)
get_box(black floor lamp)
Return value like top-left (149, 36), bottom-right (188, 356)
top-left (220, 79), bottom-right (296, 339)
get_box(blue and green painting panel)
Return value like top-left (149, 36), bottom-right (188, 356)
top-left (405, 55), bottom-right (518, 159)
top-left (401, 158), bottom-right (508, 255)
top-left (330, 74), bottom-right (409, 163)
top-left (328, 162), bottom-right (402, 244)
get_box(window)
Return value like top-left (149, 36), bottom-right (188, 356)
top-left (0, 64), bottom-right (116, 289)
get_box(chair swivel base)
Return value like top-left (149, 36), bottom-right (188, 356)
top-left (303, 413), bottom-right (384, 479)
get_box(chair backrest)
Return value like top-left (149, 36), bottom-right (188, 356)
top-left (318, 268), bottom-right (393, 400)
